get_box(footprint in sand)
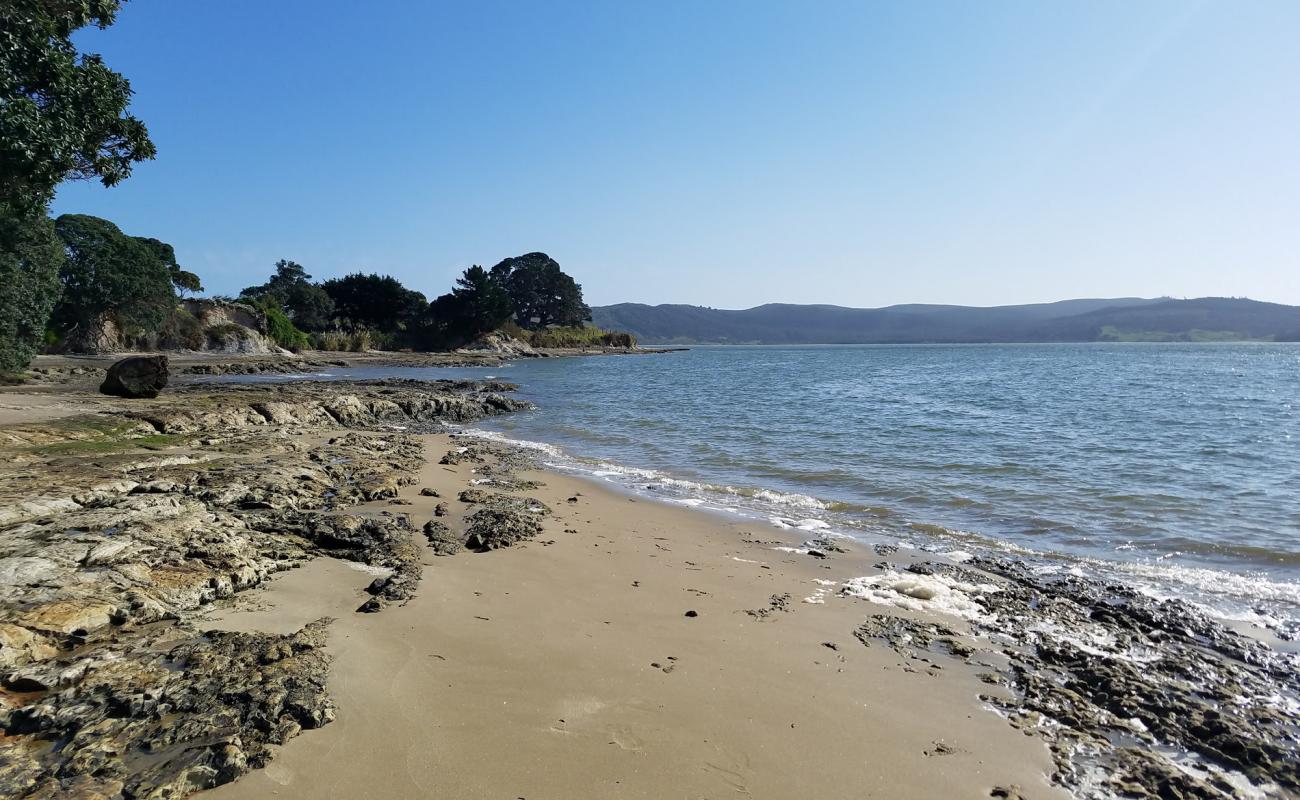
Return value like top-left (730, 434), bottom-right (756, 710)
top-left (702, 749), bottom-right (754, 795)
top-left (606, 726), bottom-right (645, 751)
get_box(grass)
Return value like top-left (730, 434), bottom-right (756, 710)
top-left (499, 322), bottom-right (637, 348)
top-left (31, 434), bottom-right (184, 456)
top-left (23, 415), bottom-right (186, 456)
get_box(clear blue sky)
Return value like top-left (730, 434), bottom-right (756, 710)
top-left (51, 0), bottom-right (1300, 308)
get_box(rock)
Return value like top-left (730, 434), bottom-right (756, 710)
top-left (458, 488), bottom-right (491, 504)
top-left (0, 623), bottom-right (56, 667)
top-left (419, 487), bottom-right (439, 497)
top-left (463, 509), bottom-right (543, 551)
top-left (456, 331), bottom-right (539, 358)
top-left (684, 610), bottom-right (698, 618)
top-left (0, 379), bottom-right (539, 798)
top-left (433, 502), bottom-right (449, 517)
top-left (0, 620), bottom-right (334, 798)
top-left (456, 489), bottom-right (551, 515)
top-left (99, 355), bottom-right (169, 399)
top-left (423, 520), bottom-right (463, 556)
top-left (17, 600), bottom-right (117, 636)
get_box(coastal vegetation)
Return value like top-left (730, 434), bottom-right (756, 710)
top-left (0, 1), bottom-right (155, 371)
top-left (0, 3), bottom-right (625, 373)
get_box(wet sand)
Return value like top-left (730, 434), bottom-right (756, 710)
top-left (203, 432), bottom-right (1065, 800)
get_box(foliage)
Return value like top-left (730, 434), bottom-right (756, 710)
top-left (499, 321), bottom-right (636, 349)
top-left (0, 0), bottom-right (155, 214)
top-left (157, 307), bottom-right (204, 350)
top-left (323, 272), bottom-right (425, 334)
top-left (242, 259), bottom-right (310, 299)
top-left (309, 329), bottom-right (376, 352)
top-left (204, 322), bottom-right (248, 349)
top-left (422, 266), bottom-right (513, 349)
top-left (489, 252), bottom-right (591, 329)
top-left (136, 236), bottom-right (202, 295)
top-left (52, 213), bottom-right (176, 346)
top-left (0, 208), bottom-right (64, 372)
top-left (240, 260), bottom-right (334, 331)
top-left (244, 296), bottom-right (309, 351)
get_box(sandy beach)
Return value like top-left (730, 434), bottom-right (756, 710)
top-left (2, 375), bottom-right (1293, 800)
top-left (201, 432), bottom-right (1063, 800)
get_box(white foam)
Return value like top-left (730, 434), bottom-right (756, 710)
top-left (841, 571), bottom-right (999, 622)
top-left (1026, 620), bottom-right (1162, 664)
top-left (771, 517), bottom-right (831, 531)
top-left (1095, 559), bottom-right (1300, 609)
top-left (461, 429), bottom-right (564, 458)
top-left (750, 488), bottom-right (828, 510)
top-left (943, 550), bottom-right (974, 563)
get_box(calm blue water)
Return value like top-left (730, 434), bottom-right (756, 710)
top-left (224, 343), bottom-right (1300, 621)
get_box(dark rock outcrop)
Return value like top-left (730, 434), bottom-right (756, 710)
top-left (99, 355), bottom-right (169, 398)
top-left (0, 620), bottom-right (333, 798)
top-left (423, 520), bottom-right (463, 556)
top-left (463, 508), bottom-right (544, 551)
top-left (850, 557), bottom-right (1300, 799)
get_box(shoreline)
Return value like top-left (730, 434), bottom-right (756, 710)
top-left (0, 378), bottom-right (1295, 799)
top-left (458, 426), bottom-right (1300, 644)
top-left (202, 431), bottom-right (1066, 800)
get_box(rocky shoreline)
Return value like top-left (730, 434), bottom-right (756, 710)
top-left (12, 346), bottom-right (686, 386)
top-left (0, 376), bottom-right (1296, 799)
top-left (847, 551), bottom-right (1300, 798)
top-left (0, 379), bottom-right (533, 797)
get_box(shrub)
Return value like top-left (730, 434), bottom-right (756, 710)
top-left (600, 330), bottom-right (636, 348)
top-left (158, 308), bottom-right (204, 350)
top-left (490, 322), bottom-right (636, 349)
top-left (308, 328), bottom-right (377, 352)
top-left (261, 304), bottom-right (309, 351)
top-left (205, 322), bottom-right (248, 349)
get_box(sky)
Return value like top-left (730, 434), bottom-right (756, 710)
top-left (51, 0), bottom-right (1300, 308)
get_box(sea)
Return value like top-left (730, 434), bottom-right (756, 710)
top-left (225, 343), bottom-right (1300, 630)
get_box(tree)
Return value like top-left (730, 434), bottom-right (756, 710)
top-left (489, 252), bottom-right (591, 329)
top-left (52, 214), bottom-right (176, 349)
top-left (323, 273), bottom-right (426, 334)
top-left (0, 0), bottom-right (154, 368)
top-left (1, 1), bottom-right (156, 214)
top-left (0, 213), bottom-right (64, 371)
top-left (426, 265), bottom-right (513, 346)
top-left (241, 260), bottom-right (334, 331)
top-left (136, 236), bottom-right (202, 295)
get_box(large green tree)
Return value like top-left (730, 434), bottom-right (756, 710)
top-left (489, 252), bottom-right (591, 329)
top-left (0, 213), bottom-right (64, 371)
top-left (137, 236), bottom-right (202, 296)
top-left (52, 214), bottom-right (176, 349)
top-left (323, 272), bottom-right (426, 334)
top-left (424, 265), bottom-right (513, 348)
top-left (241, 260), bottom-right (334, 331)
top-left (1, 0), bottom-right (156, 214)
top-left (0, 0), bottom-right (155, 368)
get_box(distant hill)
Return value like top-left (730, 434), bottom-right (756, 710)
top-left (591, 297), bottom-right (1300, 344)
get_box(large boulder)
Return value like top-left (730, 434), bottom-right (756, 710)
top-left (100, 355), bottom-right (169, 398)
